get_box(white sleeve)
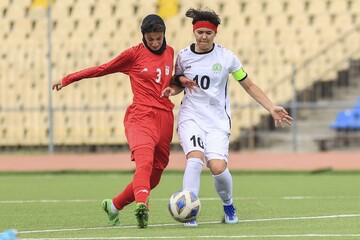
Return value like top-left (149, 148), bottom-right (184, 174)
top-left (175, 54), bottom-right (184, 76)
top-left (228, 51), bottom-right (242, 74)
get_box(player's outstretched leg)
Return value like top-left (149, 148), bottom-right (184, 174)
top-left (102, 199), bottom-right (120, 226)
top-left (183, 219), bottom-right (198, 227)
top-left (223, 203), bottom-right (238, 224)
top-left (134, 203), bottom-right (149, 228)
top-left (0, 229), bottom-right (18, 240)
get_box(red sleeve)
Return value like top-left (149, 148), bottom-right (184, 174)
top-left (62, 47), bottom-right (135, 87)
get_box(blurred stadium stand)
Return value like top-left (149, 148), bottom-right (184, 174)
top-left (0, 0), bottom-right (360, 152)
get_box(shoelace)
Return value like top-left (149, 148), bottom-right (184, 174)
top-left (224, 205), bottom-right (236, 217)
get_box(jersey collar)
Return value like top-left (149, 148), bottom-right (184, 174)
top-left (190, 43), bottom-right (215, 54)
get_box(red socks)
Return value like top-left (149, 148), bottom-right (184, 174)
top-left (112, 149), bottom-right (164, 210)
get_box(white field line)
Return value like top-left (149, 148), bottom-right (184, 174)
top-left (20, 233), bottom-right (360, 239)
top-left (4, 197), bottom-right (360, 239)
top-left (1, 196), bottom-right (360, 204)
top-left (282, 196), bottom-right (360, 200)
top-left (19, 214), bottom-right (360, 235)
top-left (0, 200), bottom-right (97, 204)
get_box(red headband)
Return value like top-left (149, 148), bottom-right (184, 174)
top-left (193, 21), bottom-right (217, 33)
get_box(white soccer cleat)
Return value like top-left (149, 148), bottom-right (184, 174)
top-left (223, 204), bottom-right (239, 224)
top-left (183, 219), bottom-right (198, 227)
top-left (0, 229), bottom-right (18, 240)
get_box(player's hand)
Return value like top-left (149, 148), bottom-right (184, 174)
top-left (52, 80), bottom-right (63, 91)
top-left (270, 106), bottom-right (293, 128)
top-left (161, 86), bottom-right (175, 97)
top-left (180, 76), bottom-right (198, 93)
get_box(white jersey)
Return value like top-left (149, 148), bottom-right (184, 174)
top-left (175, 43), bottom-right (242, 133)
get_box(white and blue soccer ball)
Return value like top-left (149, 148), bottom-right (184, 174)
top-left (168, 190), bottom-right (201, 223)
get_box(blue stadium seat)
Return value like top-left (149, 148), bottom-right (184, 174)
top-left (351, 107), bottom-right (360, 129)
top-left (329, 110), bottom-right (353, 130)
top-left (330, 107), bottom-right (360, 130)
top-left (350, 98), bottom-right (360, 130)
top-left (330, 98), bottom-right (360, 130)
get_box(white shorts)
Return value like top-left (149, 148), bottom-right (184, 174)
top-left (177, 120), bottom-right (229, 163)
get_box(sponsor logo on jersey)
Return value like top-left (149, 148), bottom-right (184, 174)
top-left (141, 68), bottom-right (148, 73)
top-left (212, 63), bottom-right (222, 74)
top-left (165, 65), bottom-right (170, 75)
top-left (185, 65), bottom-right (191, 69)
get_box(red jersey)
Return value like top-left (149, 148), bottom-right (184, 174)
top-left (62, 43), bottom-right (175, 111)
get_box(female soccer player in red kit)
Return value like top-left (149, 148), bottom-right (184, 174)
top-left (52, 14), bottom-right (174, 228)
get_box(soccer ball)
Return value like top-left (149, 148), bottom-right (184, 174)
top-left (168, 190), bottom-right (201, 223)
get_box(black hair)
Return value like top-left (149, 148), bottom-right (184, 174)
top-left (141, 14), bottom-right (166, 34)
top-left (140, 14), bottom-right (167, 55)
top-left (185, 8), bottom-right (221, 27)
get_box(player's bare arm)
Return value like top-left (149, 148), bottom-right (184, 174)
top-left (161, 84), bottom-right (184, 97)
top-left (171, 75), bottom-right (198, 93)
top-left (239, 77), bottom-right (293, 128)
top-left (179, 76), bottom-right (198, 93)
top-left (52, 79), bottom-right (64, 91)
top-left (269, 106), bottom-right (293, 128)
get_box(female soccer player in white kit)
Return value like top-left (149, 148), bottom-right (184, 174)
top-left (162, 8), bottom-right (293, 227)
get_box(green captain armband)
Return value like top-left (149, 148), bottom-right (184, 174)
top-left (232, 68), bottom-right (247, 81)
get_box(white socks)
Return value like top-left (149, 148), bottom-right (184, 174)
top-left (213, 168), bottom-right (233, 205)
top-left (182, 158), bottom-right (204, 195)
top-left (183, 158), bottom-right (233, 206)
top-left (111, 201), bottom-right (119, 213)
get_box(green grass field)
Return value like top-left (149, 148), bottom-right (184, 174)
top-left (1, 171), bottom-right (360, 239)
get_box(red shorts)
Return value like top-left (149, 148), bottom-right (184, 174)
top-left (124, 104), bottom-right (174, 170)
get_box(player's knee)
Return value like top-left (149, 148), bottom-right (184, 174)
top-left (208, 159), bottom-right (227, 175)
